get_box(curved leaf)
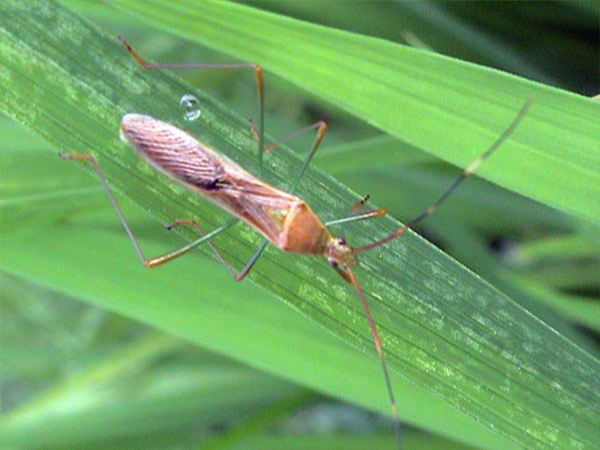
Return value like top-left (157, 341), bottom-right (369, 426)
top-left (0, 3), bottom-right (598, 450)
top-left (111, 0), bottom-right (600, 224)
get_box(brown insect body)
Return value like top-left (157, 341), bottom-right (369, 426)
top-left (120, 114), bottom-right (340, 261)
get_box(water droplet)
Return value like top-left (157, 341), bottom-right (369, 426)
top-left (179, 94), bottom-right (201, 121)
top-left (378, 253), bottom-right (384, 260)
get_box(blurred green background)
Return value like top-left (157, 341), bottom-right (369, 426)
top-left (1, 2), bottom-right (599, 450)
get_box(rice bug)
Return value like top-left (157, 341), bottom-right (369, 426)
top-left (59, 37), bottom-right (532, 450)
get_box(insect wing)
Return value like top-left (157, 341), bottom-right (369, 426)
top-left (120, 114), bottom-right (224, 190)
top-left (212, 165), bottom-right (299, 244)
top-left (120, 114), bottom-right (299, 244)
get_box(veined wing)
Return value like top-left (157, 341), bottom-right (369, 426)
top-left (120, 114), bottom-right (224, 190)
top-left (120, 114), bottom-right (299, 244)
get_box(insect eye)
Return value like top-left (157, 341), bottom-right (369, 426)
top-left (328, 259), bottom-right (338, 268)
top-left (338, 237), bottom-right (346, 245)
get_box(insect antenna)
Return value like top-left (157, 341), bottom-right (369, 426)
top-left (353, 99), bottom-right (532, 254)
top-left (345, 266), bottom-right (401, 450)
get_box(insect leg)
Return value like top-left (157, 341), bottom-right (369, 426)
top-left (167, 219), bottom-right (269, 282)
top-left (249, 118), bottom-right (328, 195)
top-left (59, 152), bottom-right (237, 268)
top-left (118, 37), bottom-right (265, 176)
top-left (325, 208), bottom-right (387, 227)
top-left (248, 119), bottom-right (327, 154)
top-left (325, 194), bottom-right (388, 227)
top-left (289, 122), bottom-right (328, 194)
top-left (353, 99), bottom-right (532, 254)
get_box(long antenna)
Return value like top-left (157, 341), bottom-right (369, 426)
top-left (346, 266), bottom-right (401, 450)
top-left (353, 99), bottom-right (532, 254)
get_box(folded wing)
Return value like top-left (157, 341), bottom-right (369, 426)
top-left (120, 114), bottom-right (299, 244)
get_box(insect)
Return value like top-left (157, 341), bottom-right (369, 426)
top-left (60, 37), bottom-right (531, 450)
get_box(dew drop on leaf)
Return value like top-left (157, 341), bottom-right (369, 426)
top-left (179, 94), bottom-right (201, 121)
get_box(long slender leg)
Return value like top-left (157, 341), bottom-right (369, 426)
top-left (289, 121), bottom-right (328, 194)
top-left (59, 152), bottom-right (237, 268)
top-left (249, 119), bottom-right (327, 153)
top-left (249, 118), bottom-right (328, 194)
top-left (325, 207), bottom-right (387, 227)
top-left (325, 194), bottom-right (387, 227)
top-left (167, 219), bottom-right (269, 282)
top-left (353, 99), bottom-right (532, 254)
top-left (118, 37), bottom-right (265, 176)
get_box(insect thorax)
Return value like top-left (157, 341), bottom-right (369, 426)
top-left (279, 201), bottom-right (330, 255)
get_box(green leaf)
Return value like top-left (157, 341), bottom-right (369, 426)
top-left (0, 132), bottom-right (514, 450)
top-left (109, 0), bottom-right (600, 224)
top-left (1, 2), bottom-right (598, 450)
top-left (228, 432), bottom-right (479, 450)
top-left (512, 234), bottom-right (600, 264)
top-left (503, 274), bottom-right (600, 333)
top-left (1, 274), bottom-right (304, 449)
